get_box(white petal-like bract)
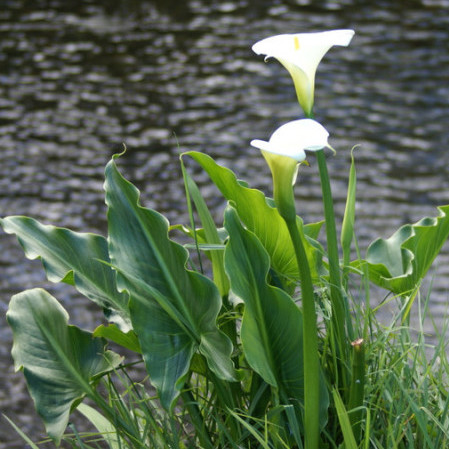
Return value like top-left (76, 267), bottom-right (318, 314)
top-left (250, 119), bottom-right (330, 161)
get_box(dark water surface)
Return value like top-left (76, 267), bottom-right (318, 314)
top-left (1, 0), bottom-right (449, 446)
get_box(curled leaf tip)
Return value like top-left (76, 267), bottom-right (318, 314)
top-left (113, 144), bottom-right (128, 160)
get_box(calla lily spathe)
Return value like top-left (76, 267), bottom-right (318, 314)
top-left (252, 30), bottom-right (355, 117)
top-left (250, 118), bottom-right (331, 162)
top-left (251, 119), bottom-right (332, 220)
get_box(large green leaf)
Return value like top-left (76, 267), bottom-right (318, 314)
top-left (224, 206), bottom-right (329, 425)
top-left (224, 205), bottom-right (304, 398)
top-left (362, 205), bottom-right (449, 294)
top-left (6, 288), bottom-right (121, 445)
top-left (0, 216), bottom-right (130, 329)
top-left (104, 154), bottom-right (235, 410)
top-left (184, 151), bottom-right (324, 285)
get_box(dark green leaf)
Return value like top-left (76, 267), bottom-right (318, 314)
top-left (224, 206), bottom-right (329, 427)
top-left (6, 288), bottom-right (121, 445)
top-left (0, 216), bottom-right (130, 329)
top-left (224, 206), bottom-right (304, 400)
top-left (104, 154), bottom-right (236, 410)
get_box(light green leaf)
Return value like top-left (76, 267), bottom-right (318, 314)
top-left (225, 409), bottom-right (272, 449)
top-left (341, 148), bottom-right (357, 269)
top-left (332, 388), bottom-right (358, 449)
top-left (104, 154), bottom-right (236, 410)
top-left (3, 415), bottom-right (41, 449)
top-left (171, 224), bottom-right (228, 247)
top-left (93, 324), bottom-right (141, 354)
top-left (185, 151), bottom-right (324, 286)
top-left (181, 158), bottom-right (230, 296)
top-left (6, 288), bottom-right (122, 445)
top-left (362, 205), bottom-right (449, 294)
top-left (0, 216), bottom-right (130, 330)
top-left (77, 403), bottom-right (123, 449)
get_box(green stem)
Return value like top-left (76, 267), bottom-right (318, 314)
top-left (208, 370), bottom-right (242, 440)
top-left (285, 217), bottom-right (320, 449)
top-left (91, 389), bottom-right (144, 447)
top-left (348, 338), bottom-right (365, 442)
top-left (181, 388), bottom-right (215, 449)
top-left (315, 149), bottom-right (349, 389)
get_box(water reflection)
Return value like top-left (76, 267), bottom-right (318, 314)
top-left (1, 0), bottom-right (449, 446)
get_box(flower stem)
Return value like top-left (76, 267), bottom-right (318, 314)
top-left (315, 149), bottom-right (349, 389)
top-left (284, 216), bottom-right (320, 449)
top-left (306, 108), bottom-right (349, 388)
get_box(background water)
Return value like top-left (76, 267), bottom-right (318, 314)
top-left (1, 0), bottom-right (449, 446)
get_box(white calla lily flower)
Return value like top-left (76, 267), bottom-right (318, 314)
top-left (252, 30), bottom-right (355, 116)
top-left (251, 118), bottom-right (331, 162)
top-left (251, 119), bottom-right (333, 220)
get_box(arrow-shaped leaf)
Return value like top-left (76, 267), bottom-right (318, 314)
top-left (224, 205), bottom-right (303, 396)
top-left (6, 288), bottom-right (122, 445)
top-left (0, 216), bottom-right (130, 329)
top-left (104, 154), bottom-right (235, 410)
top-left (224, 206), bottom-right (329, 426)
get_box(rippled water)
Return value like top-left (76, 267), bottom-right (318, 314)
top-left (1, 0), bottom-right (449, 446)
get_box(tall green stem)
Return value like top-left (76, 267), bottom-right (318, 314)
top-left (264, 128), bottom-right (322, 447)
top-left (316, 151), bottom-right (348, 369)
top-left (285, 217), bottom-right (320, 449)
top-left (307, 114), bottom-right (348, 389)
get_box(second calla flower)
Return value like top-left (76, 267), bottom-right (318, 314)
top-left (251, 119), bottom-right (332, 220)
top-left (252, 29), bottom-right (355, 117)
top-left (251, 118), bottom-right (331, 162)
